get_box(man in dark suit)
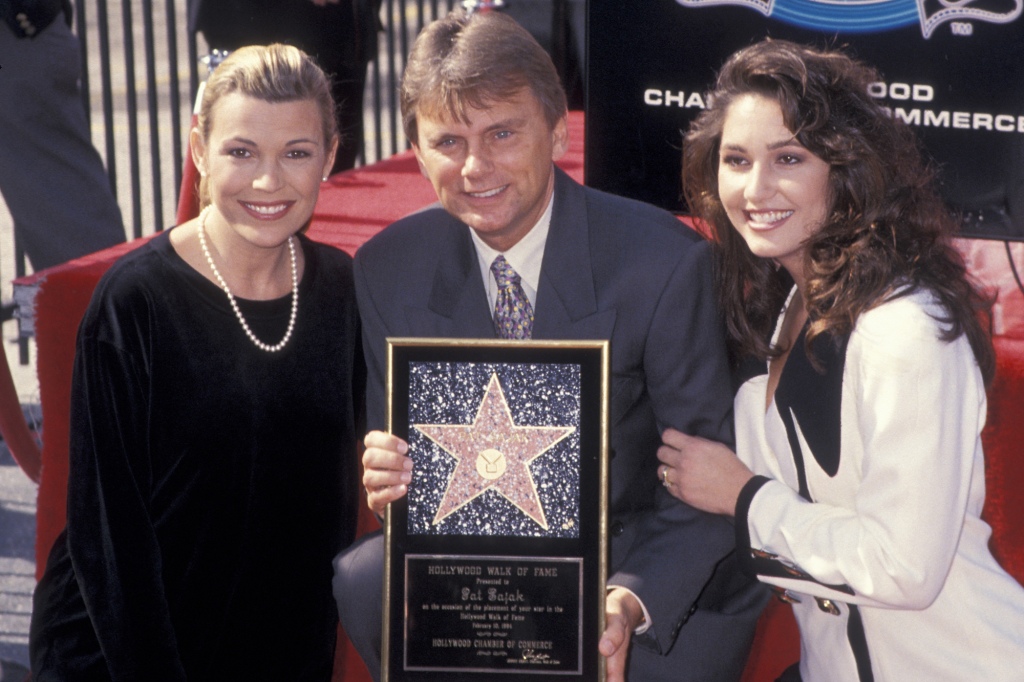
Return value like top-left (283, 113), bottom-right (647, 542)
top-left (333, 9), bottom-right (766, 681)
top-left (188, 0), bottom-right (380, 173)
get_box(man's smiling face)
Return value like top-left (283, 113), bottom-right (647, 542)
top-left (411, 88), bottom-right (568, 253)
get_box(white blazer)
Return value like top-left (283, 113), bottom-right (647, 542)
top-left (735, 287), bottom-right (1024, 681)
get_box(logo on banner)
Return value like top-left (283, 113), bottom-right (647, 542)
top-left (675, 0), bottom-right (1022, 38)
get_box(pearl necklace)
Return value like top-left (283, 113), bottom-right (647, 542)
top-left (197, 207), bottom-right (298, 352)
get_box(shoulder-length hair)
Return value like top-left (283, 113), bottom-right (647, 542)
top-left (682, 38), bottom-right (994, 383)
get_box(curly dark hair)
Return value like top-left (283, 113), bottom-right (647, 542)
top-left (681, 38), bottom-right (994, 383)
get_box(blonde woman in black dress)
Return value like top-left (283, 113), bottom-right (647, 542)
top-left (30, 44), bottom-right (365, 681)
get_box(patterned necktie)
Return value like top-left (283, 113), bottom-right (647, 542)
top-left (491, 255), bottom-right (534, 339)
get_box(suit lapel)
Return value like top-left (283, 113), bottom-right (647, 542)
top-left (410, 170), bottom-right (615, 341)
top-left (407, 214), bottom-right (495, 338)
top-left (533, 169), bottom-right (615, 340)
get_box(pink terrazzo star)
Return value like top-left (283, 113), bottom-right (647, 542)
top-left (414, 373), bottom-right (574, 529)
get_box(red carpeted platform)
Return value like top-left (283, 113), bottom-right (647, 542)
top-left (15, 111), bottom-right (1024, 681)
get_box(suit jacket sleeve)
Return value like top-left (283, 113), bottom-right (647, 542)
top-left (353, 251), bottom-right (390, 431)
top-left (612, 237), bottom-right (742, 655)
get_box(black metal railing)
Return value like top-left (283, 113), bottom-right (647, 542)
top-left (5, 0), bottom-right (581, 365)
top-left (58, 0), bottom-right (582, 245)
top-left (68, 0), bottom-right (470, 243)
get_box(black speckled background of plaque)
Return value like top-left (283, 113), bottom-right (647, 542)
top-left (407, 362), bottom-right (581, 538)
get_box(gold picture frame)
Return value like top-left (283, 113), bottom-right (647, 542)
top-left (382, 338), bottom-right (610, 681)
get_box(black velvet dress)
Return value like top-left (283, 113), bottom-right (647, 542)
top-left (29, 230), bottom-right (365, 681)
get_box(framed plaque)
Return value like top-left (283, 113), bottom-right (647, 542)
top-left (382, 339), bottom-right (610, 681)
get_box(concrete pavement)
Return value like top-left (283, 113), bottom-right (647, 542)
top-left (0, 320), bottom-right (39, 676)
top-left (0, 439), bottom-right (35, 679)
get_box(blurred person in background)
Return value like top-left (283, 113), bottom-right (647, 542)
top-left (0, 0), bottom-right (125, 271)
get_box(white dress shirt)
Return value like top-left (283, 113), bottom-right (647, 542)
top-left (469, 192), bottom-right (551, 316)
top-left (466, 189), bottom-right (653, 635)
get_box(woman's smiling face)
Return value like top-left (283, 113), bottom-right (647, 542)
top-left (191, 92), bottom-right (335, 250)
top-left (717, 93), bottom-right (831, 285)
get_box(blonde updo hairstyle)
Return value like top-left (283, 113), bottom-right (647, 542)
top-left (193, 43), bottom-right (338, 208)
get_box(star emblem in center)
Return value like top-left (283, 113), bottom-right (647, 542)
top-left (413, 373), bottom-right (574, 529)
